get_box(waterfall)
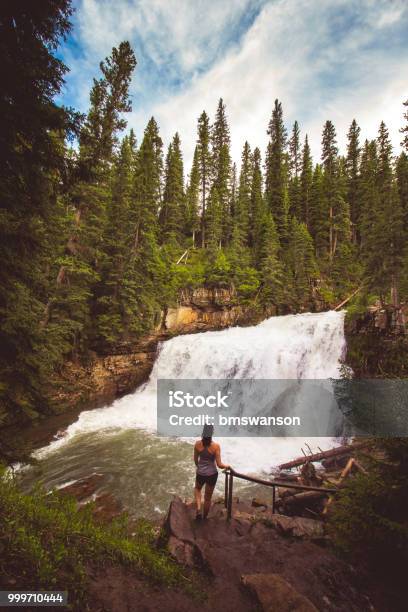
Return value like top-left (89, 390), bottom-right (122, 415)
top-left (34, 311), bottom-right (346, 473)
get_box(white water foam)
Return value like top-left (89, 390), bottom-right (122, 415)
top-left (33, 311), bottom-right (346, 473)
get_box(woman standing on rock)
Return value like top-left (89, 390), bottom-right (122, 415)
top-left (194, 424), bottom-right (229, 520)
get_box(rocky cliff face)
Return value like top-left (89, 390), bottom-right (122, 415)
top-left (344, 303), bottom-right (408, 377)
top-left (47, 287), bottom-right (264, 416)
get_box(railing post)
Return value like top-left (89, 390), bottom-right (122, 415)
top-left (272, 485), bottom-right (276, 514)
top-left (227, 472), bottom-right (233, 520)
top-left (224, 470), bottom-right (229, 508)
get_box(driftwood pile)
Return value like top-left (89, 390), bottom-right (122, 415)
top-left (274, 441), bottom-right (370, 518)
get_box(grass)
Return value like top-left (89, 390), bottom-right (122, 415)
top-left (0, 465), bottom-right (189, 609)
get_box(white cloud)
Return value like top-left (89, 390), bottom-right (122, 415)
top-left (64, 0), bottom-right (408, 170)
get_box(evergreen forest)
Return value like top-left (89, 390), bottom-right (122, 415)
top-left (1, 0), bottom-right (408, 423)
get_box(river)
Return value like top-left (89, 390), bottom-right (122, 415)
top-left (17, 310), bottom-right (346, 518)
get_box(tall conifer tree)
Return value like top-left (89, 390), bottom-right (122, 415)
top-left (197, 111), bottom-right (211, 247)
top-left (185, 146), bottom-right (201, 246)
top-left (346, 119), bottom-right (361, 244)
top-left (309, 164), bottom-right (327, 257)
top-left (95, 133), bottom-right (136, 346)
top-left (236, 141), bottom-right (252, 244)
top-left (400, 98), bottom-right (408, 151)
top-left (288, 121), bottom-right (302, 219)
top-left (300, 135), bottom-right (313, 230)
top-left (265, 100), bottom-right (289, 241)
top-left (250, 147), bottom-right (265, 258)
top-left (377, 122), bottom-right (404, 305)
top-left (0, 0), bottom-right (79, 418)
top-left (287, 217), bottom-right (318, 307)
top-left (47, 42), bottom-right (137, 353)
top-left (396, 152), bottom-right (408, 232)
top-left (321, 120), bottom-right (340, 261)
top-left (258, 212), bottom-right (284, 308)
top-left (161, 132), bottom-right (185, 245)
top-left (211, 99), bottom-right (232, 245)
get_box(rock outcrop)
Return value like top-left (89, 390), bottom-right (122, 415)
top-left (46, 286), bottom-right (263, 417)
top-left (163, 496), bottom-right (207, 569)
top-left (161, 496), bottom-right (374, 612)
top-left (345, 303), bottom-right (408, 377)
top-left (241, 573), bottom-right (318, 612)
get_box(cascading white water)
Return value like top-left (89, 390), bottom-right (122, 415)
top-left (34, 310), bottom-right (346, 473)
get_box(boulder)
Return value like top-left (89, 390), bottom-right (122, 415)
top-left (241, 573), bottom-right (318, 612)
top-left (265, 514), bottom-right (325, 539)
top-left (167, 535), bottom-right (197, 567)
top-left (164, 496), bottom-right (207, 569)
top-left (164, 495), bottom-right (195, 544)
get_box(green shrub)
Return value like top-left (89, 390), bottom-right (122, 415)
top-left (328, 439), bottom-right (408, 575)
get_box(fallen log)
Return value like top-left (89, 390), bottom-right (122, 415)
top-left (334, 286), bottom-right (361, 311)
top-left (278, 441), bottom-right (369, 470)
top-left (281, 490), bottom-right (329, 508)
top-left (323, 458), bottom-right (355, 515)
top-left (277, 471), bottom-right (299, 482)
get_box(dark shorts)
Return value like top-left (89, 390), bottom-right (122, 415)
top-left (195, 472), bottom-right (218, 488)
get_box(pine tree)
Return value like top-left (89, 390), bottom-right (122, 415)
top-left (205, 187), bottom-right (230, 288)
top-left (94, 133), bottom-right (136, 346)
top-left (185, 146), bottom-right (200, 246)
top-left (0, 0), bottom-right (80, 420)
top-left (258, 212), bottom-right (284, 308)
top-left (346, 120), bottom-right (361, 244)
top-left (211, 99), bottom-right (232, 245)
top-left (265, 100), bottom-right (289, 241)
top-left (300, 135), bottom-right (313, 230)
top-left (360, 126), bottom-right (404, 305)
top-left (228, 221), bottom-right (258, 299)
top-left (160, 132), bottom-right (185, 245)
top-left (288, 121), bottom-right (302, 219)
top-left (250, 147), bottom-right (265, 259)
top-left (206, 186), bottom-right (222, 253)
top-left (396, 103), bottom-right (408, 299)
top-left (122, 117), bottom-right (166, 336)
top-left (400, 98), bottom-right (408, 151)
top-left (79, 42), bottom-right (137, 178)
top-left (321, 120), bottom-right (343, 262)
top-left (331, 157), bottom-right (358, 295)
top-left (230, 162), bottom-right (238, 220)
top-left (197, 111), bottom-right (211, 247)
top-left (396, 152), bottom-right (408, 232)
top-left (47, 42), bottom-right (137, 354)
top-left (376, 122), bottom-right (404, 305)
top-left (236, 141), bottom-right (252, 244)
top-left (287, 217), bottom-right (318, 307)
top-left (359, 139), bottom-right (380, 279)
top-left (309, 164), bottom-right (327, 258)
top-left (134, 117), bottom-right (163, 238)
top-left (386, 181), bottom-right (404, 306)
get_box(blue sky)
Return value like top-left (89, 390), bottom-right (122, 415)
top-left (59, 0), bottom-right (408, 168)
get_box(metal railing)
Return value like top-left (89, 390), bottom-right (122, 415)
top-left (223, 467), bottom-right (337, 520)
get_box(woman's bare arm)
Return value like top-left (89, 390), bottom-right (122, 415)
top-left (215, 444), bottom-right (229, 470)
top-left (194, 444), bottom-right (199, 467)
